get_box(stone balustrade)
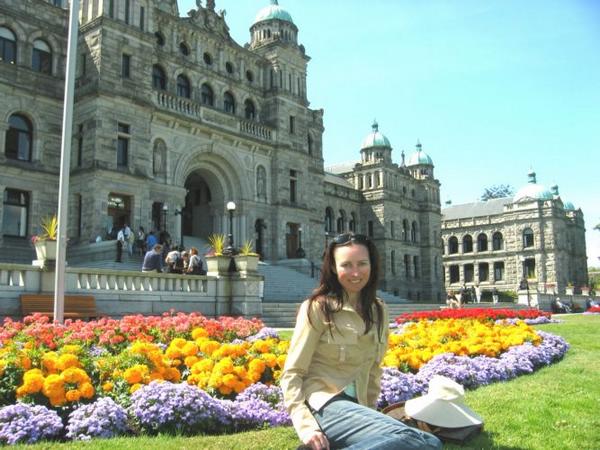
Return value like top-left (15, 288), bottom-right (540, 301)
top-left (0, 263), bottom-right (263, 319)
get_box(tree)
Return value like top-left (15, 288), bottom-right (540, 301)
top-left (481, 184), bottom-right (515, 201)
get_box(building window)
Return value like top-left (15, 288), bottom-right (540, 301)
top-left (124, 0), bottom-right (130, 23)
top-left (244, 99), bottom-right (256, 120)
top-left (479, 262), bottom-right (489, 282)
top-left (402, 219), bottom-right (409, 241)
top-left (53, 0), bottom-right (63, 6)
top-left (463, 234), bottom-right (473, 253)
top-left (523, 228), bottom-right (534, 248)
top-left (289, 170), bottom-right (297, 203)
top-left (0, 27), bottom-right (17, 64)
top-left (6, 114), bottom-right (33, 162)
top-left (152, 65), bottom-right (166, 90)
top-left (367, 174), bottom-right (372, 188)
top-left (368, 220), bottom-right (374, 238)
top-left (108, 0), bottom-right (114, 18)
top-left (464, 264), bottom-right (474, 282)
top-left (405, 255), bottom-right (411, 278)
top-left (117, 123), bottom-right (130, 168)
top-left (246, 70), bottom-right (254, 82)
top-left (76, 124), bottom-right (83, 167)
top-left (492, 232), bottom-right (503, 251)
top-left (349, 213), bottom-right (356, 232)
top-left (391, 250), bottom-right (396, 275)
top-left (76, 194), bottom-right (82, 238)
top-left (494, 261), bottom-right (505, 281)
top-left (155, 32), bottom-right (165, 46)
top-left (413, 256), bottom-right (419, 279)
top-left (523, 258), bottom-right (536, 279)
top-left (449, 265), bottom-right (459, 283)
top-left (121, 53), bottom-right (131, 78)
top-left (176, 74), bottom-right (191, 98)
top-left (2, 189), bottom-right (29, 237)
top-left (477, 233), bottom-right (488, 252)
top-left (203, 52), bottom-right (212, 65)
top-left (201, 83), bottom-right (214, 106)
top-left (289, 116), bottom-right (295, 134)
top-left (225, 61), bottom-right (234, 74)
top-left (139, 6), bottom-right (145, 30)
top-left (179, 42), bottom-right (189, 56)
top-left (80, 53), bottom-right (86, 76)
top-left (336, 210), bottom-right (346, 233)
top-left (390, 220), bottom-right (395, 238)
top-left (224, 91), bottom-right (235, 114)
top-left (325, 207), bottom-right (334, 233)
top-left (307, 134), bottom-right (313, 155)
top-left (32, 39), bottom-right (52, 74)
top-left (448, 236), bottom-right (458, 254)
top-left (411, 221), bottom-right (418, 242)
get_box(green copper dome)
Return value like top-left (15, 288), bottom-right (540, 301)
top-left (254, 1), bottom-right (294, 25)
top-left (513, 171), bottom-right (553, 202)
top-left (406, 141), bottom-right (433, 166)
top-left (361, 121), bottom-right (391, 149)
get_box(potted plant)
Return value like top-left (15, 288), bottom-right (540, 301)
top-left (580, 285), bottom-right (590, 296)
top-left (205, 233), bottom-right (231, 274)
top-left (31, 214), bottom-right (58, 261)
top-left (565, 282), bottom-right (574, 296)
top-left (234, 240), bottom-right (260, 273)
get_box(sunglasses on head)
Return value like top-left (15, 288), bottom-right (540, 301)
top-left (332, 233), bottom-right (369, 245)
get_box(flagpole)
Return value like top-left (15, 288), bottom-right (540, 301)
top-left (54, 0), bottom-right (80, 323)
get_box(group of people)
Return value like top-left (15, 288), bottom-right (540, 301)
top-left (446, 284), bottom-right (500, 308)
top-left (142, 245), bottom-right (206, 275)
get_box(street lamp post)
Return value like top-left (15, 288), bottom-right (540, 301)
top-left (174, 208), bottom-right (183, 248)
top-left (224, 201), bottom-right (237, 255)
top-left (296, 227), bottom-right (305, 258)
top-left (162, 204), bottom-right (168, 232)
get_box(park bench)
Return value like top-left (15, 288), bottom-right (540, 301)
top-left (20, 294), bottom-right (97, 319)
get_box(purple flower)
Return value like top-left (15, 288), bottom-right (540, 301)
top-left (247, 327), bottom-right (280, 342)
top-left (66, 397), bottom-right (130, 440)
top-left (129, 381), bottom-right (230, 434)
top-left (0, 403), bottom-right (63, 445)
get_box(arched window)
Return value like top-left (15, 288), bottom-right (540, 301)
top-left (152, 65), bottom-right (166, 90)
top-left (411, 221), bottom-right (418, 242)
top-left (336, 210), bottom-right (346, 233)
top-left (203, 52), bottom-right (212, 65)
top-left (413, 256), bottom-right (419, 279)
top-left (6, 114), bottom-right (33, 161)
top-left (492, 232), bottom-right (503, 251)
top-left (462, 234), bottom-right (473, 253)
top-left (32, 39), bottom-right (52, 74)
top-left (244, 99), bottom-right (256, 120)
top-left (201, 83), bottom-right (214, 106)
top-left (391, 250), bottom-right (396, 275)
top-left (402, 219), bottom-right (409, 241)
top-left (179, 42), bottom-right (189, 56)
top-left (0, 27), bottom-right (17, 64)
top-left (2, 189), bottom-right (29, 237)
top-left (224, 91), bottom-right (235, 114)
top-left (523, 228), bottom-right (534, 248)
top-left (477, 233), bottom-right (488, 252)
top-left (307, 134), bottom-right (313, 155)
top-left (176, 74), bottom-right (190, 98)
top-left (324, 207), bottom-right (334, 233)
top-left (448, 236), bottom-right (459, 254)
top-left (154, 32), bottom-right (165, 46)
top-left (349, 212), bottom-right (357, 232)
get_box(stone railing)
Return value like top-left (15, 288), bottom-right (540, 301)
top-left (0, 263), bottom-right (263, 319)
top-left (239, 119), bottom-right (274, 141)
top-left (154, 91), bottom-right (202, 120)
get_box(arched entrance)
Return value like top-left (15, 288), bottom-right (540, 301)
top-left (182, 171), bottom-right (226, 239)
top-left (255, 219), bottom-right (266, 259)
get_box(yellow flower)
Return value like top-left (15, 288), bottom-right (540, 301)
top-left (192, 327), bottom-right (209, 339)
top-left (57, 353), bottom-right (81, 371)
top-left (102, 381), bottom-right (114, 392)
top-left (65, 389), bottom-right (81, 402)
top-left (123, 364), bottom-right (149, 385)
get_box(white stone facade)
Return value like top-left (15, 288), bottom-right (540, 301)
top-left (0, 0), bottom-right (444, 301)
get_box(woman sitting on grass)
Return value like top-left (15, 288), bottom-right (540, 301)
top-left (281, 233), bottom-right (441, 450)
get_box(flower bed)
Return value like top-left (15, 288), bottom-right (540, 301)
top-left (584, 305), bottom-right (600, 314)
top-left (395, 307), bottom-right (551, 324)
top-left (0, 309), bottom-right (568, 445)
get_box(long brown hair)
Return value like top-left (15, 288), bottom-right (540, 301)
top-left (307, 233), bottom-right (383, 339)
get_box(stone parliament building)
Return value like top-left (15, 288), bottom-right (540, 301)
top-left (0, 0), bottom-right (446, 302)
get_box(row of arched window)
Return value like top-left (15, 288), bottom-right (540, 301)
top-left (445, 228), bottom-right (536, 255)
top-left (152, 65), bottom-right (258, 120)
top-left (0, 26), bottom-right (54, 75)
top-left (324, 208), bottom-right (357, 234)
top-left (4, 113), bottom-right (33, 162)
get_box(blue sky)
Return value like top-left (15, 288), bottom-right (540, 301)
top-left (179, 0), bottom-right (600, 266)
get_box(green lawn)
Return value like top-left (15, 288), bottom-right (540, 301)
top-left (12, 315), bottom-right (600, 450)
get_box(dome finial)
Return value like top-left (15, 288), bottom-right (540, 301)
top-left (416, 139), bottom-right (422, 151)
top-left (401, 150), bottom-right (406, 167)
top-left (271, 0), bottom-right (279, 4)
top-left (372, 120), bottom-right (378, 132)
top-left (527, 169), bottom-right (536, 184)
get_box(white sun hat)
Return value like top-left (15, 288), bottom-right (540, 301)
top-left (404, 375), bottom-right (483, 428)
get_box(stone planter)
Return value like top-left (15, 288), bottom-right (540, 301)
top-left (580, 288), bottom-right (590, 296)
top-left (234, 255), bottom-right (259, 274)
top-left (565, 287), bottom-right (574, 296)
top-left (34, 240), bottom-right (57, 261)
top-left (205, 255), bottom-right (232, 275)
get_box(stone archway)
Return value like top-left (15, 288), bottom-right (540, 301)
top-left (182, 169), bottom-right (225, 239)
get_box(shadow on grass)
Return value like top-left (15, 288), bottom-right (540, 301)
top-left (445, 430), bottom-right (526, 450)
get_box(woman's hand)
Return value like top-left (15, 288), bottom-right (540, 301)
top-left (304, 431), bottom-right (330, 450)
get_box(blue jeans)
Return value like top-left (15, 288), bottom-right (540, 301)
top-left (311, 394), bottom-right (442, 450)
